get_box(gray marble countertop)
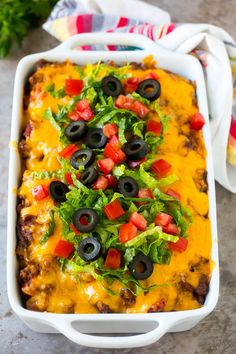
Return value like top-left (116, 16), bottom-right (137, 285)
top-left (1, 1), bottom-right (236, 353)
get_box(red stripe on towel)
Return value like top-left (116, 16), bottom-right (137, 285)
top-left (117, 17), bottom-right (129, 28)
top-left (167, 23), bottom-right (176, 34)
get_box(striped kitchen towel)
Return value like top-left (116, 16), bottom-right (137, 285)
top-left (43, 0), bottom-right (236, 192)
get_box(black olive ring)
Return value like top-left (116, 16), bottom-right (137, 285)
top-left (64, 121), bottom-right (88, 142)
top-left (137, 79), bottom-right (161, 101)
top-left (117, 176), bottom-right (139, 198)
top-left (85, 128), bottom-right (108, 149)
top-left (129, 253), bottom-right (154, 280)
top-left (49, 181), bottom-right (69, 203)
top-left (77, 237), bottom-right (102, 262)
top-left (70, 149), bottom-right (94, 170)
top-left (123, 138), bottom-right (148, 161)
top-left (73, 208), bottom-right (99, 233)
top-left (101, 75), bottom-right (123, 97)
top-left (80, 166), bottom-right (98, 186)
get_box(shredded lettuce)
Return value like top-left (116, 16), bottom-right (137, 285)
top-left (40, 209), bottom-right (56, 244)
top-left (130, 92), bottom-right (150, 105)
top-left (151, 101), bottom-right (170, 131)
top-left (139, 165), bottom-right (159, 189)
top-left (118, 117), bottom-right (127, 144)
top-left (31, 170), bottom-right (62, 180)
top-left (171, 206), bottom-right (192, 236)
top-left (124, 225), bottom-right (179, 248)
top-left (156, 174), bottom-right (179, 187)
top-left (45, 83), bottom-right (66, 99)
top-left (113, 165), bottom-right (126, 178)
top-left (43, 108), bottom-right (70, 146)
top-left (149, 242), bottom-right (171, 264)
top-left (44, 108), bottom-right (61, 132)
top-left (132, 120), bottom-right (145, 139)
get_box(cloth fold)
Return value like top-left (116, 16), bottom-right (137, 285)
top-left (43, 0), bottom-right (236, 192)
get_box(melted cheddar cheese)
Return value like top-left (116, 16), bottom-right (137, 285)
top-left (17, 59), bottom-right (212, 314)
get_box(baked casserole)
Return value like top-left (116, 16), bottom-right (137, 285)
top-left (17, 57), bottom-right (212, 314)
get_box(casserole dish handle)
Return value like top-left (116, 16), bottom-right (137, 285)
top-left (49, 32), bottom-right (161, 54)
top-left (52, 317), bottom-right (173, 348)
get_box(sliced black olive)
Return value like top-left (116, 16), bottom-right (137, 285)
top-left (123, 138), bottom-right (148, 161)
top-left (49, 181), bottom-right (69, 203)
top-left (77, 237), bottom-right (101, 262)
top-left (73, 208), bottom-right (99, 233)
top-left (64, 121), bottom-right (88, 142)
top-left (117, 176), bottom-right (139, 197)
top-left (137, 79), bottom-right (161, 101)
top-left (70, 149), bottom-right (94, 170)
top-left (101, 76), bottom-right (123, 97)
top-left (129, 253), bottom-right (153, 280)
top-left (85, 128), bottom-right (107, 149)
top-left (80, 166), bottom-right (98, 186)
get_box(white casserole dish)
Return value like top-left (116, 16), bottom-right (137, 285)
top-left (7, 33), bottom-right (219, 349)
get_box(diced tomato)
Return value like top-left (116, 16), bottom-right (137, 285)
top-left (124, 82), bottom-right (138, 93)
top-left (70, 223), bottom-right (80, 235)
top-left (147, 120), bottom-right (162, 136)
top-left (154, 213), bottom-right (173, 227)
top-left (68, 109), bottom-right (82, 121)
top-left (119, 222), bottom-right (137, 243)
top-left (54, 239), bottom-right (74, 258)
top-left (168, 237), bottom-right (188, 252)
top-left (105, 175), bottom-right (117, 188)
top-left (104, 200), bottom-right (125, 220)
top-left (80, 216), bottom-right (88, 225)
top-left (109, 135), bottom-right (120, 146)
top-left (69, 99), bottom-right (94, 121)
top-left (65, 172), bottom-right (80, 185)
top-left (104, 143), bottom-right (126, 164)
top-left (128, 77), bottom-right (141, 85)
top-left (115, 95), bottom-right (150, 118)
top-left (65, 79), bottom-right (83, 96)
top-left (124, 77), bottom-right (140, 93)
top-left (138, 188), bottom-right (154, 201)
top-left (130, 212), bottom-right (147, 231)
top-left (131, 100), bottom-right (150, 119)
top-left (144, 72), bottom-right (159, 80)
top-left (76, 99), bottom-right (90, 111)
top-left (93, 176), bottom-right (108, 191)
top-left (59, 144), bottom-right (78, 159)
top-left (115, 95), bottom-right (133, 109)
top-left (97, 158), bottom-right (115, 174)
top-left (152, 159), bottom-right (172, 178)
top-left (166, 188), bottom-right (181, 201)
top-left (65, 172), bottom-right (73, 185)
top-left (103, 123), bottom-right (118, 138)
top-left (77, 107), bottom-right (94, 121)
top-left (190, 112), bottom-right (205, 131)
top-left (104, 248), bottom-right (121, 269)
top-left (32, 184), bottom-right (48, 200)
top-left (163, 223), bottom-right (179, 235)
top-left (128, 157), bottom-right (146, 169)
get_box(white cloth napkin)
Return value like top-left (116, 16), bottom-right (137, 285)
top-left (43, 0), bottom-right (236, 192)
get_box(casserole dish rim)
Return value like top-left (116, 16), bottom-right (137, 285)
top-left (7, 33), bottom-right (219, 348)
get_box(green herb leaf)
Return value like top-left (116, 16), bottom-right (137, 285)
top-left (0, 0), bottom-right (58, 59)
